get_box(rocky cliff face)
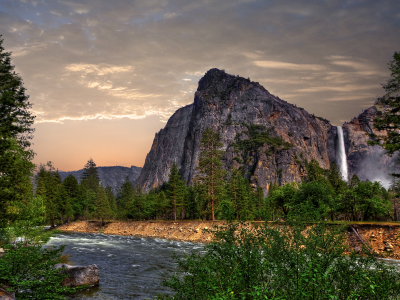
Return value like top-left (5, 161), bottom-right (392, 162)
top-left (343, 107), bottom-right (399, 187)
top-left (58, 166), bottom-right (142, 194)
top-left (138, 68), bottom-right (397, 193)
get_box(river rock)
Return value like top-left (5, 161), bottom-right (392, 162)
top-left (55, 264), bottom-right (99, 287)
top-left (0, 286), bottom-right (15, 300)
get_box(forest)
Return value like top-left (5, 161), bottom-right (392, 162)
top-left (37, 133), bottom-right (399, 226)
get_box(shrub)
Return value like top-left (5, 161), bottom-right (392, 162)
top-left (162, 221), bottom-right (400, 299)
top-left (0, 243), bottom-right (80, 300)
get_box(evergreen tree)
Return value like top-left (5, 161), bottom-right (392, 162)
top-left (95, 185), bottom-right (111, 226)
top-left (254, 186), bottom-right (267, 220)
top-left (227, 168), bottom-right (242, 220)
top-left (154, 191), bottom-right (167, 220)
top-left (105, 185), bottom-right (117, 219)
top-left (62, 174), bottom-right (79, 198)
top-left (35, 162), bottom-right (62, 227)
top-left (0, 36), bottom-right (35, 227)
top-left (195, 127), bottom-right (226, 221)
top-left (117, 177), bottom-right (134, 219)
top-left (328, 161), bottom-right (347, 192)
top-left (369, 51), bottom-right (400, 175)
top-left (81, 158), bottom-right (100, 191)
top-left (0, 35), bottom-right (35, 147)
top-left (184, 186), bottom-right (199, 220)
top-left (166, 162), bottom-right (185, 221)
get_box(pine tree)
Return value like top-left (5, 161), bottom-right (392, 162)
top-left (195, 127), bottom-right (226, 221)
top-left (81, 158), bottom-right (100, 191)
top-left (328, 161), bottom-right (347, 193)
top-left (154, 191), bottom-right (167, 220)
top-left (35, 162), bottom-right (62, 227)
top-left (95, 185), bottom-right (111, 226)
top-left (62, 174), bottom-right (79, 198)
top-left (185, 186), bottom-right (198, 220)
top-left (166, 162), bottom-right (185, 221)
top-left (369, 51), bottom-right (400, 175)
top-left (105, 185), bottom-right (117, 219)
top-left (227, 168), bottom-right (242, 220)
top-left (117, 177), bottom-right (134, 219)
top-left (0, 35), bottom-right (35, 146)
top-left (0, 36), bottom-right (36, 227)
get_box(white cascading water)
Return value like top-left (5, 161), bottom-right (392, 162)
top-left (336, 126), bottom-right (348, 181)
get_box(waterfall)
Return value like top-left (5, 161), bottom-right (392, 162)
top-left (336, 126), bottom-right (348, 181)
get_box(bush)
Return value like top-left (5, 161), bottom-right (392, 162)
top-left (0, 243), bottom-right (80, 300)
top-left (162, 221), bottom-right (400, 299)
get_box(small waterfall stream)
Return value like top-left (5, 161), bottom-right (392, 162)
top-left (336, 126), bottom-right (348, 181)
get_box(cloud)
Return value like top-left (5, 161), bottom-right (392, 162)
top-left (65, 63), bottom-right (132, 76)
top-left (254, 61), bottom-right (325, 71)
top-left (296, 85), bottom-right (375, 93)
top-left (0, 0), bottom-right (398, 127)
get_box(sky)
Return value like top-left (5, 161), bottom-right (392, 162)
top-left (0, 0), bottom-right (399, 171)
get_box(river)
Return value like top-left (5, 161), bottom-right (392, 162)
top-left (47, 232), bottom-right (400, 300)
top-left (46, 232), bottom-right (205, 300)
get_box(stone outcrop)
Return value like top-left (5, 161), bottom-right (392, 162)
top-left (343, 106), bottom-right (399, 185)
top-left (138, 68), bottom-right (397, 192)
top-left (55, 263), bottom-right (99, 288)
top-left (0, 286), bottom-right (15, 300)
top-left (138, 68), bottom-right (338, 194)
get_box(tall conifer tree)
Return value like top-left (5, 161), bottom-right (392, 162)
top-left (166, 162), bottom-right (185, 221)
top-left (195, 127), bottom-right (226, 221)
top-left (0, 36), bottom-right (35, 226)
top-left (81, 158), bottom-right (100, 191)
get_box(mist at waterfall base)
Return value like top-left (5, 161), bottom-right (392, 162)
top-left (336, 126), bottom-right (398, 189)
top-left (355, 146), bottom-right (399, 189)
top-left (46, 232), bottom-right (204, 300)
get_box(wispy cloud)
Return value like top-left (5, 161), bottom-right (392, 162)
top-left (254, 61), bottom-right (325, 71)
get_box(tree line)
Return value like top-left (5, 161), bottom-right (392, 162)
top-left (37, 127), bottom-right (400, 225)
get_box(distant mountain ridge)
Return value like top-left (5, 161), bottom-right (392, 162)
top-left (58, 165), bottom-right (142, 194)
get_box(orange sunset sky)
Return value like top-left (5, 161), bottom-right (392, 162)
top-left (1, 0), bottom-right (399, 171)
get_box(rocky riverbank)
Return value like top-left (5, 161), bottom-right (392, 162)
top-left (58, 221), bottom-right (400, 258)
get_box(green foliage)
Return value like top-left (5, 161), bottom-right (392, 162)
top-left (268, 182), bottom-right (297, 218)
top-left (0, 243), bottom-right (80, 300)
top-left (232, 124), bottom-right (292, 154)
top-left (289, 181), bottom-right (333, 221)
top-left (162, 221), bottom-right (400, 300)
top-left (81, 158), bottom-right (100, 191)
top-left (195, 127), bottom-right (227, 220)
top-left (116, 177), bottom-right (135, 219)
top-left (95, 185), bottom-right (112, 225)
top-left (167, 163), bottom-right (186, 221)
top-left (0, 35), bottom-right (35, 147)
top-left (368, 51), bottom-right (400, 175)
top-left (0, 137), bottom-right (35, 227)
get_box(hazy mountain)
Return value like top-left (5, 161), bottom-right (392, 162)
top-left (58, 165), bottom-right (142, 194)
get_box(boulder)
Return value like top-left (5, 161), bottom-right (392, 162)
top-left (0, 286), bottom-right (15, 300)
top-left (55, 264), bottom-right (99, 287)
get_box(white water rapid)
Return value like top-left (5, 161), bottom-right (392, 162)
top-left (336, 126), bottom-right (348, 181)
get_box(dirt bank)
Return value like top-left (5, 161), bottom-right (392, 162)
top-left (58, 221), bottom-right (400, 258)
top-left (58, 220), bottom-right (218, 243)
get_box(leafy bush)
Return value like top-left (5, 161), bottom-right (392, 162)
top-left (162, 221), bottom-right (400, 299)
top-left (0, 243), bottom-right (80, 300)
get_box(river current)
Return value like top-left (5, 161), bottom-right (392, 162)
top-left (46, 232), bottom-right (205, 300)
top-left (47, 232), bottom-right (400, 300)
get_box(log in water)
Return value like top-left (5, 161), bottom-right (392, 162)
top-left (47, 232), bottom-right (204, 300)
